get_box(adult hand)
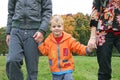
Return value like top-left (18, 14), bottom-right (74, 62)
top-left (33, 31), bottom-right (44, 43)
top-left (6, 35), bottom-right (10, 46)
top-left (87, 26), bottom-right (97, 50)
top-left (87, 37), bottom-right (97, 50)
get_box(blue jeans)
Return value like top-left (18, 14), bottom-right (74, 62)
top-left (97, 32), bottom-right (120, 80)
top-left (52, 73), bottom-right (74, 80)
top-left (6, 28), bottom-right (40, 80)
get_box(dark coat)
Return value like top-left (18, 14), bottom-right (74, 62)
top-left (6, 0), bottom-right (52, 35)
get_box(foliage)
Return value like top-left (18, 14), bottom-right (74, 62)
top-left (0, 27), bottom-right (8, 55)
top-left (62, 14), bottom-right (76, 35)
top-left (73, 13), bottom-right (90, 44)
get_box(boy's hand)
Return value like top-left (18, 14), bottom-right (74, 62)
top-left (87, 45), bottom-right (94, 53)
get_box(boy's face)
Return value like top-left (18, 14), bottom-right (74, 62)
top-left (50, 23), bottom-right (64, 37)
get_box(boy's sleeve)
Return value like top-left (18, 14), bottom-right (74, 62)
top-left (90, 0), bottom-right (101, 27)
top-left (69, 37), bottom-right (87, 55)
top-left (38, 40), bottom-right (49, 56)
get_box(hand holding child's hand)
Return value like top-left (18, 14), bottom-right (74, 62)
top-left (87, 38), bottom-right (97, 53)
top-left (87, 45), bottom-right (95, 53)
top-left (88, 38), bottom-right (97, 49)
top-left (33, 31), bottom-right (44, 43)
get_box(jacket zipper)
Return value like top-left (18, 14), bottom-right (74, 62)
top-left (24, 0), bottom-right (27, 25)
top-left (57, 44), bottom-right (62, 71)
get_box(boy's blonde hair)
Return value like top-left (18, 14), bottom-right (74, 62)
top-left (50, 15), bottom-right (64, 26)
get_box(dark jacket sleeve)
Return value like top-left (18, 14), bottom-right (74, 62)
top-left (6, 0), bottom-right (16, 34)
top-left (38, 0), bottom-right (52, 35)
top-left (90, 0), bottom-right (101, 27)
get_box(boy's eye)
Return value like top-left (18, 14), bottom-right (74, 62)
top-left (52, 26), bottom-right (56, 28)
top-left (57, 25), bottom-right (61, 28)
top-left (52, 25), bottom-right (61, 28)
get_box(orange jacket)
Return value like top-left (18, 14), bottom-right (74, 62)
top-left (38, 31), bottom-right (87, 73)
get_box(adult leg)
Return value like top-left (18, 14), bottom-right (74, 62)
top-left (114, 34), bottom-right (120, 53)
top-left (97, 32), bottom-right (114, 80)
top-left (23, 30), bottom-right (39, 80)
top-left (6, 28), bottom-right (24, 80)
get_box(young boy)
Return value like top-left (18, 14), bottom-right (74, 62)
top-left (38, 15), bottom-right (93, 80)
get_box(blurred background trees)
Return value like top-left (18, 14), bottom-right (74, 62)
top-left (0, 27), bottom-right (8, 56)
top-left (0, 12), bottom-right (119, 56)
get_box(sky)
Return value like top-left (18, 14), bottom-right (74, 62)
top-left (0, 0), bottom-right (93, 27)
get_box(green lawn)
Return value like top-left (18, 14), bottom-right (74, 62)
top-left (0, 56), bottom-right (120, 80)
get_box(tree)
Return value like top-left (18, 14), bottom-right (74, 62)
top-left (62, 14), bottom-right (76, 35)
top-left (73, 13), bottom-right (90, 44)
top-left (0, 27), bottom-right (8, 55)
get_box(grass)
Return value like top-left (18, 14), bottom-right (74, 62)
top-left (0, 56), bottom-right (120, 80)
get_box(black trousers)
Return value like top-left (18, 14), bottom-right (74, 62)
top-left (96, 32), bottom-right (120, 80)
